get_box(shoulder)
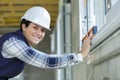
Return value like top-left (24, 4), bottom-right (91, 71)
top-left (0, 31), bottom-right (16, 40)
top-left (0, 32), bottom-right (15, 47)
top-left (0, 30), bottom-right (25, 44)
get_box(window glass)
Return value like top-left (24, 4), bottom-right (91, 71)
top-left (111, 0), bottom-right (118, 7)
top-left (105, 0), bottom-right (118, 14)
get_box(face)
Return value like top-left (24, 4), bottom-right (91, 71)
top-left (22, 23), bottom-right (46, 45)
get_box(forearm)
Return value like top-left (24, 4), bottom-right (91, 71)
top-left (26, 48), bottom-right (83, 69)
top-left (3, 38), bottom-right (83, 69)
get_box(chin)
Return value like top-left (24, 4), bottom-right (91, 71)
top-left (30, 40), bottom-right (41, 45)
top-left (29, 41), bottom-right (39, 45)
top-left (33, 42), bottom-right (40, 45)
top-left (33, 41), bottom-right (40, 45)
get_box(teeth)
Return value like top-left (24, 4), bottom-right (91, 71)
top-left (34, 37), bottom-right (39, 40)
top-left (33, 36), bottom-right (39, 40)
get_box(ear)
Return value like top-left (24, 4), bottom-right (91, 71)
top-left (21, 24), bottom-right (26, 31)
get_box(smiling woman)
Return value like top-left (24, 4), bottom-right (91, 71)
top-left (22, 23), bottom-right (46, 45)
top-left (20, 6), bottom-right (50, 45)
top-left (0, 6), bottom-right (91, 80)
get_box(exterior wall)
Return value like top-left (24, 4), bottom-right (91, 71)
top-left (72, 18), bottom-right (120, 80)
top-left (72, 0), bottom-right (120, 80)
top-left (89, 29), bottom-right (120, 80)
top-left (71, 0), bottom-right (81, 52)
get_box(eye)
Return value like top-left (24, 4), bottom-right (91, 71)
top-left (33, 26), bottom-right (38, 30)
top-left (41, 28), bottom-right (46, 32)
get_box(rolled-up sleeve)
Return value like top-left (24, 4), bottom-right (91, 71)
top-left (2, 37), bottom-right (83, 69)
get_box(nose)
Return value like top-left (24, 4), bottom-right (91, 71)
top-left (36, 28), bottom-right (44, 37)
top-left (37, 29), bottom-right (42, 36)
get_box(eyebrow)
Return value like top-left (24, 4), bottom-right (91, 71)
top-left (33, 23), bottom-right (46, 30)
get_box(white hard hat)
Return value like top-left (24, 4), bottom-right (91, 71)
top-left (21, 6), bottom-right (51, 30)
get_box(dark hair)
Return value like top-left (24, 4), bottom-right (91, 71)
top-left (20, 19), bottom-right (31, 31)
